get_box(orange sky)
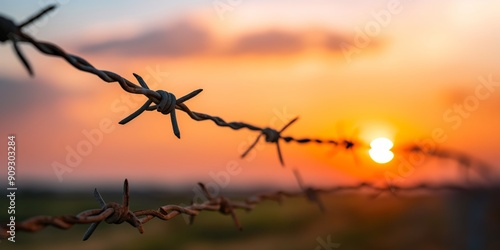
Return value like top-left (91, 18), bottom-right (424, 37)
top-left (0, 1), bottom-right (499, 190)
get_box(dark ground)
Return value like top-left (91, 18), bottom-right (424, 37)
top-left (1, 188), bottom-right (499, 250)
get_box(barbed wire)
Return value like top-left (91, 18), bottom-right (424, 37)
top-left (403, 145), bottom-right (493, 183)
top-left (0, 177), bottom-right (490, 241)
top-left (0, 5), bottom-right (360, 167)
top-left (1, 6), bottom-right (492, 172)
top-left (0, 5), bottom-right (497, 242)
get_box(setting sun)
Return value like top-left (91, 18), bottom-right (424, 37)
top-left (369, 137), bottom-right (394, 164)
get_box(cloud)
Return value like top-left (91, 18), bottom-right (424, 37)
top-left (323, 32), bottom-right (353, 51)
top-left (228, 30), bottom-right (304, 55)
top-left (0, 77), bottom-right (66, 117)
top-left (78, 19), bottom-right (385, 58)
top-left (79, 21), bottom-right (211, 57)
top-left (0, 77), bottom-right (90, 120)
top-left (227, 29), bottom-right (382, 56)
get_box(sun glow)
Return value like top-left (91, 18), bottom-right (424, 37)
top-left (369, 137), bottom-right (394, 164)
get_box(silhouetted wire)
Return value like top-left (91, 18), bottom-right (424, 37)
top-left (0, 6), bottom-right (493, 171)
top-left (404, 145), bottom-right (493, 183)
top-left (5, 6), bottom-right (489, 171)
top-left (0, 5), bottom-right (361, 165)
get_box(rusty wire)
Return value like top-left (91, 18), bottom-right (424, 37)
top-left (0, 5), bottom-right (359, 166)
top-left (0, 178), bottom-right (488, 241)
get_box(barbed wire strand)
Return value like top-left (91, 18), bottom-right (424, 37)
top-left (1, 5), bottom-right (492, 173)
top-left (0, 178), bottom-right (488, 241)
top-left (404, 145), bottom-right (493, 183)
top-left (0, 5), bottom-right (363, 166)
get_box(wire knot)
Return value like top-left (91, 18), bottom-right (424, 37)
top-left (262, 128), bottom-right (280, 143)
top-left (196, 183), bottom-right (246, 230)
top-left (0, 16), bottom-right (17, 42)
top-left (103, 202), bottom-right (129, 224)
top-left (0, 5), bottom-right (57, 76)
top-left (119, 73), bottom-right (202, 139)
top-left (156, 90), bottom-right (177, 115)
top-left (241, 117), bottom-right (299, 166)
top-left (218, 198), bottom-right (234, 215)
top-left (82, 179), bottom-right (143, 241)
top-left (293, 169), bottom-right (325, 213)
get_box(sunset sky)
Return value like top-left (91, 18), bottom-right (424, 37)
top-left (1, 0), bottom-right (499, 190)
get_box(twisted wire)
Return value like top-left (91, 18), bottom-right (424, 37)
top-left (0, 5), bottom-right (360, 164)
top-left (0, 178), bottom-right (488, 241)
top-left (0, 6), bottom-right (493, 170)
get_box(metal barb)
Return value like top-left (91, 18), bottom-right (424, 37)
top-left (83, 180), bottom-right (143, 241)
top-left (18, 5), bottom-right (57, 29)
top-left (197, 182), bottom-right (244, 230)
top-left (119, 73), bottom-right (201, 138)
top-left (0, 5), bottom-right (57, 76)
top-left (241, 117), bottom-right (299, 166)
top-left (293, 169), bottom-right (325, 213)
top-left (83, 188), bottom-right (107, 241)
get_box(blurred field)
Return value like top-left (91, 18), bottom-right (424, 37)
top-left (1, 188), bottom-right (500, 250)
